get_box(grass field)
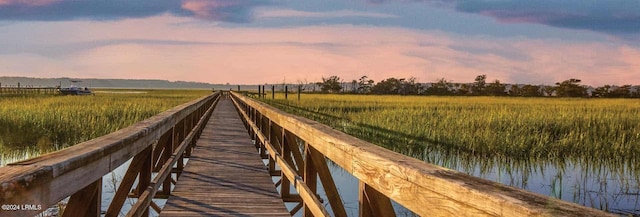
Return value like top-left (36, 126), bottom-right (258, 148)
top-left (0, 89), bottom-right (210, 163)
top-left (260, 94), bottom-right (640, 166)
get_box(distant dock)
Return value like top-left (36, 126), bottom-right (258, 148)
top-left (0, 82), bottom-right (58, 95)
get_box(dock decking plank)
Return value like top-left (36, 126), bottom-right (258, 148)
top-left (161, 97), bottom-right (289, 217)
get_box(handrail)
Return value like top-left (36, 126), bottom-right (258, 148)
top-left (0, 91), bottom-right (221, 217)
top-left (230, 91), bottom-right (613, 217)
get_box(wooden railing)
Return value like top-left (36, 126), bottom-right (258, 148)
top-left (0, 91), bottom-right (221, 217)
top-left (0, 86), bottom-right (58, 95)
top-left (230, 91), bottom-right (613, 217)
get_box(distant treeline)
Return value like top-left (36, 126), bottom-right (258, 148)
top-left (305, 75), bottom-right (640, 98)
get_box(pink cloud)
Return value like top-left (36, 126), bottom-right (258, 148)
top-left (180, 0), bottom-right (261, 22)
top-left (0, 15), bottom-right (638, 86)
top-left (182, 0), bottom-right (228, 18)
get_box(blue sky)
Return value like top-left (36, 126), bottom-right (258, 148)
top-left (0, 0), bottom-right (638, 85)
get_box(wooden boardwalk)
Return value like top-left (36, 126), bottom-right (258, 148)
top-left (160, 97), bottom-right (290, 216)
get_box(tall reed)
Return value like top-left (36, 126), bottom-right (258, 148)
top-left (0, 89), bottom-right (209, 164)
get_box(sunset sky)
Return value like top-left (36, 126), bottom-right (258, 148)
top-left (0, 0), bottom-right (638, 86)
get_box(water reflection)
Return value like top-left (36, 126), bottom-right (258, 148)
top-left (399, 144), bottom-right (640, 216)
top-left (323, 110), bottom-right (640, 215)
top-left (6, 138), bottom-right (636, 216)
top-left (263, 99), bottom-right (640, 215)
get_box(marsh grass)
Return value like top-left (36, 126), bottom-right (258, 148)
top-left (0, 89), bottom-right (210, 165)
top-left (262, 94), bottom-right (640, 164)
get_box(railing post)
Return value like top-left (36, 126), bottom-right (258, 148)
top-left (303, 142), bottom-right (317, 217)
top-left (136, 146), bottom-right (152, 217)
top-left (260, 115), bottom-right (268, 159)
top-left (285, 86), bottom-right (288, 99)
top-left (272, 85), bottom-right (275, 99)
top-left (308, 145), bottom-right (347, 217)
top-left (63, 179), bottom-right (102, 217)
top-left (268, 120), bottom-right (278, 175)
top-left (280, 127), bottom-right (291, 200)
top-left (177, 119), bottom-right (186, 177)
top-left (162, 128), bottom-right (174, 196)
top-left (359, 181), bottom-right (396, 217)
top-left (105, 145), bottom-right (153, 217)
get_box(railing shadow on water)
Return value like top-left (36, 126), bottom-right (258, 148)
top-left (232, 92), bottom-right (616, 217)
top-left (0, 91), bottom-right (222, 217)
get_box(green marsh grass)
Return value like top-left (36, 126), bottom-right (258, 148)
top-left (254, 93), bottom-right (640, 214)
top-left (0, 89), bottom-right (210, 165)
top-left (261, 93), bottom-right (640, 168)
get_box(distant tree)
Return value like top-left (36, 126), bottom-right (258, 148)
top-left (350, 79), bottom-right (358, 93)
top-left (509, 84), bottom-right (522, 96)
top-left (610, 85), bottom-right (632, 98)
top-left (541, 85), bottom-right (555, 97)
top-left (426, 78), bottom-right (453, 95)
top-left (456, 83), bottom-right (471, 95)
top-left (357, 76), bottom-right (374, 94)
top-left (521, 85), bottom-right (542, 97)
top-left (372, 77), bottom-right (402, 94)
top-left (296, 79), bottom-right (311, 92)
top-left (319, 76), bottom-right (342, 93)
top-left (398, 77), bottom-right (422, 95)
top-left (632, 87), bottom-right (640, 98)
top-left (485, 79), bottom-right (506, 96)
top-left (592, 85), bottom-right (612, 97)
top-left (472, 74), bottom-right (487, 95)
top-left (555, 78), bottom-right (587, 97)
top-left (594, 84), bottom-right (634, 98)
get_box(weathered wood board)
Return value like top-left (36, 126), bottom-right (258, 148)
top-left (161, 97), bottom-right (289, 217)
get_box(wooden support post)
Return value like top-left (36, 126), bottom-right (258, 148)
top-left (291, 203), bottom-right (304, 216)
top-left (359, 181), bottom-right (396, 217)
top-left (285, 131), bottom-right (305, 174)
top-left (252, 109), bottom-right (259, 148)
top-left (285, 86), bottom-right (288, 99)
top-left (303, 143), bottom-right (318, 217)
top-left (260, 115), bottom-right (268, 159)
top-left (280, 127), bottom-right (291, 199)
top-left (308, 146), bottom-right (347, 217)
top-left (268, 120), bottom-right (277, 174)
top-left (152, 132), bottom-right (170, 172)
top-left (177, 120), bottom-right (186, 178)
top-left (272, 85), bottom-right (275, 99)
top-left (137, 146), bottom-right (152, 217)
top-left (105, 146), bottom-right (152, 217)
top-left (64, 178), bottom-right (102, 217)
top-left (162, 129), bottom-right (174, 197)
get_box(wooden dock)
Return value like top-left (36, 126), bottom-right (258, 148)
top-left (0, 91), bottom-right (614, 217)
top-left (160, 96), bottom-right (290, 216)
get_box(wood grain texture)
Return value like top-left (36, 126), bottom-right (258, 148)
top-left (160, 97), bottom-right (289, 217)
top-left (231, 92), bottom-right (614, 217)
